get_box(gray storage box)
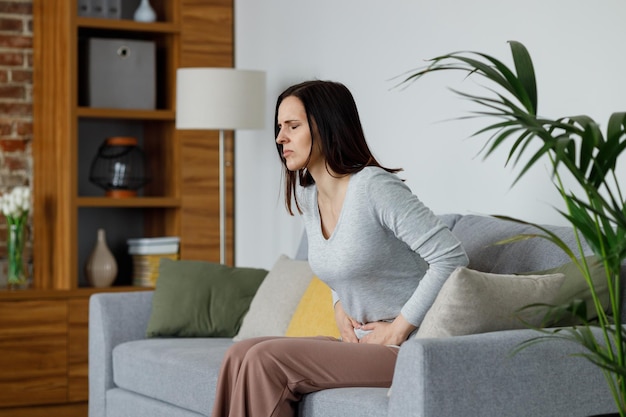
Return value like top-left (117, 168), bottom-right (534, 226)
top-left (87, 38), bottom-right (156, 109)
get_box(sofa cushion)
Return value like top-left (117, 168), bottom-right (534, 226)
top-left (416, 267), bottom-right (565, 338)
top-left (112, 338), bottom-right (234, 416)
top-left (146, 259), bottom-right (268, 338)
top-left (285, 276), bottom-right (340, 338)
top-left (234, 255), bottom-right (314, 340)
top-left (106, 388), bottom-right (205, 417)
top-left (299, 387), bottom-right (389, 417)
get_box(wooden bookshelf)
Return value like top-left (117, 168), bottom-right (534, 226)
top-left (32, 0), bottom-right (235, 291)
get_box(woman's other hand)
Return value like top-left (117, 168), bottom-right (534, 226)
top-left (359, 315), bottom-right (416, 346)
top-left (334, 301), bottom-right (360, 343)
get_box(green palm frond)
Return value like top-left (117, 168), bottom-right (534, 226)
top-left (401, 40), bottom-right (626, 415)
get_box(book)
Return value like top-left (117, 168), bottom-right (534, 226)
top-left (127, 236), bottom-right (180, 255)
top-left (132, 253), bottom-right (179, 287)
top-left (128, 244), bottom-right (179, 255)
top-left (127, 236), bottom-right (180, 246)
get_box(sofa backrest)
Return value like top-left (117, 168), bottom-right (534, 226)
top-left (441, 214), bottom-right (588, 273)
top-left (441, 213), bottom-right (626, 321)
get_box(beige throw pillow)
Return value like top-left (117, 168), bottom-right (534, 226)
top-left (522, 256), bottom-right (609, 325)
top-left (416, 267), bottom-right (565, 338)
top-left (234, 255), bottom-right (314, 341)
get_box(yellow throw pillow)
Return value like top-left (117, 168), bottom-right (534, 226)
top-left (285, 276), bottom-right (340, 338)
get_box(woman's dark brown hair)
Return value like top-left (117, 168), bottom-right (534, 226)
top-left (275, 80), bottom-right (401, 215)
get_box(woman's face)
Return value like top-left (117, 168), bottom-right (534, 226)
top-left (276, 96), bottom-right (322, 172)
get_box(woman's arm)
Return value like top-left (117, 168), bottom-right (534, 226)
top-left (368, 172), bottom-right (469, 328)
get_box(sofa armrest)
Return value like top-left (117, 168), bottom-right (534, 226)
top-left (388, 328), bottom-right (617, 417)
top-left (88, 290), bottom-right (154, 417)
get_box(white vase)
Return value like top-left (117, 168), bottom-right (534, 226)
top-left (85, 229), bottom-right (118, 288)
top-left (133, 0), bottom-right (156, 22)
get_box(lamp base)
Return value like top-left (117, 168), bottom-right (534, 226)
top-left (105, 189), bottom-right (137, 198)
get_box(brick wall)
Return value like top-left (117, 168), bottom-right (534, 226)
top-left (0, 0), bottom-right (33, 262)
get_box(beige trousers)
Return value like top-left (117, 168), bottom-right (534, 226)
top-left (211, 336), bottom-right (399, 417)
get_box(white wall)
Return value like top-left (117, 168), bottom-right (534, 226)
top-left (233, 0), bottom-right (626, 269)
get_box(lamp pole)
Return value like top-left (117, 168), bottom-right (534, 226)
top-left (218, 129), bottom-right (226, 264)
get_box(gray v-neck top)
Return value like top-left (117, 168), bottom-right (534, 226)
top-left (298, 166), bottom-right (468, 328)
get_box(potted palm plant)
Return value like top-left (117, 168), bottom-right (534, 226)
top-left (400, 41), bottom-right (626, 415)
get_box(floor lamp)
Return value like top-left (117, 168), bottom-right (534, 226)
top-left (175, 68), bottom-right (266, 264)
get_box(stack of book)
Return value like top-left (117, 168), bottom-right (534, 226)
top-left (127, 236), bottom-right (180, 287)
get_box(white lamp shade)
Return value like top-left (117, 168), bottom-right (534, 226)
top-left (176, 68), bottom-right (266, 130)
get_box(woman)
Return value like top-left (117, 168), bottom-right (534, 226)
top-left (211, 80), bottom-right (468, 417)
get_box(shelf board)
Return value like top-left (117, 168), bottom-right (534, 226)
top-left (0, 286), bottom-right (151, 300)
top-left (77, 17), bottom-right (180, 33)
top-left (77, 197), bottom-right (181, 208)
top-left (77, 107), bottom-right (176, 120)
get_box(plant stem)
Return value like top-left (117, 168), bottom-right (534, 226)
top-left (6, 214), bottom-right (27, 287)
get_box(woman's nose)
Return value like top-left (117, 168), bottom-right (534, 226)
top-left (276, 130), bottom-right (287, 144)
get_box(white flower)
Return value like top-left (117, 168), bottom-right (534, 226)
top-left (1, 186), bottom-right (30, 219)
top-left (14, 194), bottom-right (23, 209)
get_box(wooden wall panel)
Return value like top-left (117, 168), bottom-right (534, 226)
top-left (178, 0), bottom-right (235, 265)
top-left (181, 133), bottom-right (220, 196)
top-left (180, 0), bottom-right (233, 68)
top-left (32, 0), bottom-right (76, 289)
top-left (179, 132), bottom-right (234, 263)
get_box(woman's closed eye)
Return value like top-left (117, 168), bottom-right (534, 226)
top-left (277, 123), bottom-right (299, 131)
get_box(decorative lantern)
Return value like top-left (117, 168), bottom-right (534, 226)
top-left (89, 136), bottom-right (149, 198)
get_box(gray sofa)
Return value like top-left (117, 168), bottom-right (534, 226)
top-left (89, 214), bottom-right (625, 417)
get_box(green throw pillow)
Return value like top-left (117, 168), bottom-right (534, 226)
top-left (523, 255), bottom-right (609, 326)
top-left (146, 258), bottom-right (268, 338)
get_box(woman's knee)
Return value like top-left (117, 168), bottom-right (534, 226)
top-left (243, 339), bottom-right (278, 362)
top-left (240, 339), bottom-right (293, 376)
top-left (226, 337), bottom-right (282, 364)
